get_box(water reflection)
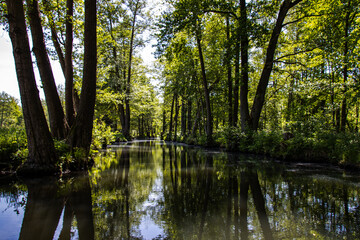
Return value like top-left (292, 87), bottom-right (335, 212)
top-left (0, 140), bottom-right (360, 239)
top-left (14, 173), bottom-right (94, 240)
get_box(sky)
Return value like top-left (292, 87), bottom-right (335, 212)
top-left (0, 0), bottom-right (162, 101)
top-left (0, 28), bottom-right (157, 101)
top-left (0, 29), bottom-right (66, 100)
top-left (0, 30), bottom-right (22, 100)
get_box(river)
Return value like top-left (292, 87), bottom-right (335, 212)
top-left (0, 140), bottom-right (359, 239)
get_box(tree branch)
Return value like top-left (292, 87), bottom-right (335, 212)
top-left (203, 9), bottom-right (239, 20)
top-left (274, 60), bottom-right (307, 67)
top-left (275, 48), bottom-right (316, 61)
top-left (282, 14), bottom-right (322, 27)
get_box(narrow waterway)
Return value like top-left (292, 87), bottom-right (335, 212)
top-left (0, 140), bottom-right (359, 239)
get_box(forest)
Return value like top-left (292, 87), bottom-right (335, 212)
top-left (1, 0), bottom-right (360, 176)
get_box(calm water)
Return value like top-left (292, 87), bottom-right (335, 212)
top-left (1, 140), bottom-right (360, 240)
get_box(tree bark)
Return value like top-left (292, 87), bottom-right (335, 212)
top-left (68, 0), bottom-right (97, 155)
top-left (65, 0), bottom-right (76, 126)
top-left (26, 0), bottom-right (68, 139)
top-left (6, 0), bottom-right (59, 175)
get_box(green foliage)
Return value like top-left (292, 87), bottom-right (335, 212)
top-left (220, 126), bottom-right (360, 167)
top-left (0, 93), bottom-right (26, 170)
top-left (91, 118), bottom-right (116, 150)
top-left (0, 127), bottom-right (27, 170)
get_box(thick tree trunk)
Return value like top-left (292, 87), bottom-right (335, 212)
top-left (195, 31), bottom-right (213, 144)
top-left (239, 0), bottom-right (250, 131)
top-left (65, 0), bottom-right (76, 126)
top-left (249, 0), bottom-right (301, 130)
top-left (6, 0), bottom-right (59, 175)
top-left (68, 0), bottom-right (97, 155)
top-left (26, 0), bottom-right (68, 139)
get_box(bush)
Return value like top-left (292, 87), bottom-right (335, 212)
top-left (91, 119), bottom-right (115, 149)
top-left (250, 130), bottom-right (282, 156)
top-left (220, 126), bottom-right (360, 167)
top-left (0, 127), bottom-right (27, 161)
top-left (0, 127), bottom-right (27, 171)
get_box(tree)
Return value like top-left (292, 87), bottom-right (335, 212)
top-left (26, 0), bottom-right (68, 139)
top-left (0, 92), bottom-right (22, 128)
top-left (67, 0), bottom-right (97, 155)
top-left (5, 0), bottom-right (59, 174)
top-left (239, 0), bottom-right (303, 131)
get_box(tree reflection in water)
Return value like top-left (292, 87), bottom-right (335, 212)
top-left (161, 143), bottom-right (360, 239)
top-left (4, 140), bottom-right (360, 239)
top-left (18, 173), bottom-right (94, 240)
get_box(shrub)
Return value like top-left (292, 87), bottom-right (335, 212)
top-left (0, 127), bottom-right (27, 161)
top-left (91, 119), bottom-right (115, 149)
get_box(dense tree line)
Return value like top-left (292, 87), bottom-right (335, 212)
top-left (1, 0), bottom-right (360, 174)
top-left (0, 0), bottom-right (164, 175)
top-left (157, 0), bottom-right (360, 150)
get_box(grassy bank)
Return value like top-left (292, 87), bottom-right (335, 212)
top-left (180, 128), bottom-right (360, 170)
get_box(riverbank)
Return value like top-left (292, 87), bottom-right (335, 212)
top-left (2, 129), bottom-right (360, 176)
top-left (177, 128), bottom-right (360, 172)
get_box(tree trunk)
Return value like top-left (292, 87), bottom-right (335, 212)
top-left (187, 99), bottom-right (192, 136)
top-left (340, 2), bottom-right (351, 132)
top-left (195, 30), bottom-right (213, 144)
top-left (65, 0), bottom-right (76, 126)
top-left (168, 94), bottom-right (175, 140)
top-left (239, 0), bottom-right (250, 131)
top-left (233, 32), bottom-right (240, 127)
top-left (162, 109), bottom-right (166, 139)
top-left (68, 0), bottom-right (97, 156)
top-left (249, 0), bottom-right (302, 130)
top-left (42, 0), bottom-right (66, 75)
top-left (181, 100), bottom-right (187, 137)
top-left (123, 0), bottom-right (140, 140)
top-left (26, 0), bottom-right (68, 139)
top-left (225, 16), bottom-right (233, 126)
top-left (6, 0), bottom-right (59, 175)
top-left (191, 102), bottom-right (201, 136)
top-left (174, 96), bottom-right (179, 141)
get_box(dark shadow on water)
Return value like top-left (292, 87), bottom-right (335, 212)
top-left (18, 173), bottom-right (94, 240)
